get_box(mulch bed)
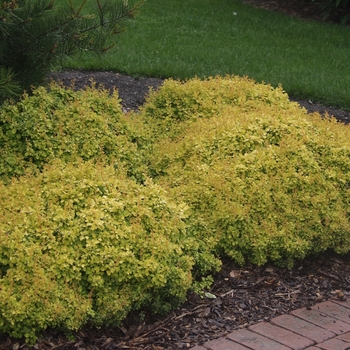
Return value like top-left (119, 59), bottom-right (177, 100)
top-left (1, 2), bottom-right (350, 349)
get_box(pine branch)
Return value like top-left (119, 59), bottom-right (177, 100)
top-left (0, 0), bottom-right (144, 102)
top-left (0, 67), bottom-right (22, 103)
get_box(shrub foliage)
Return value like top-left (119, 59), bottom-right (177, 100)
top-left (0, 160), bottom-right (200, 343)
top-left (0, 82), bottom-right (146, 182)
top-left (139, 76), bottom-right (292, 140)
top-left (0, 75), bottom-right (350, 343)
top-left (142, 76), bottom-right (350, 267)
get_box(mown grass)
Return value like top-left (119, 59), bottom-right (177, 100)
top-left (59, 0), bottom-right (350, 110)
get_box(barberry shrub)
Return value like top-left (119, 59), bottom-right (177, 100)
top-left (0, 82), bottom-right (147, 183)
top-left (142, 75), bottom-right (350, 267)
top-left (1, 75), bottom-right (350, 344)
top-left (139, 75), bottom-right (293, 141)
top-left (0, 160), bottom-right (216, 343)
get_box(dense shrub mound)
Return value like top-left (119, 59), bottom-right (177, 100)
top-left (142, 76), bottom-right (350, 267)
top-left (0, 160), bottom-right (218, 343)
top-left (139, 75), bottom-right (294, 140)
top-left (0, 83), bottom-right (146, 183)
top-left (0, 75), bottom-right (349, 344)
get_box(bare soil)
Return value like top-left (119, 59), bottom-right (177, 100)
top-left (1, 2), bottom-right (350, 349)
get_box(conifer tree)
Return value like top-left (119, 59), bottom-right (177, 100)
top-left (0, 0), bottom-right (143, 103)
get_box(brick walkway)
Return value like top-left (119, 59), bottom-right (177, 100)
top-left (191, 298), bottom-right (350, 350)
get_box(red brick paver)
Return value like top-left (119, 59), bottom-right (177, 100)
top-left (331, 298), bottom-right (350, 310)
top-left (338, 332), bottom-right (350, 342)
top-left (315, 337), bottom-right (350, 350)
top-left (190, 300), bottom-right (350, 350)
top-left (271, 314), bottom-right (335, 343)
top-left (311, 301), bottom-right (350, 325)
top-left (291, 307), bottom-right (350, 335)
top-left (249, 321), bottom-right (314, 349)
top-left (226, 328), bottom-right (291, 349)
top-left (201, 337), bottom-right (249, 349)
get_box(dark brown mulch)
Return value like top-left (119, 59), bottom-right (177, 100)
top-left (47, 70), bottom-right (164, 113)
top-left (1, 2), bottom-right (350, 349)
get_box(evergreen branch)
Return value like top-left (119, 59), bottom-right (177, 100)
top-left (0, 66), bottom-right (22, 102)
top-left (0, 0), bottom-right (144, 102)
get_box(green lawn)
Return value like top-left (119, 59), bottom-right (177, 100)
top-left (60, 0), bottom-right (350, 110)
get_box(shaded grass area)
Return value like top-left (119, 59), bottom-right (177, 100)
top-left (59, 0), bottom-right (350, 109)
